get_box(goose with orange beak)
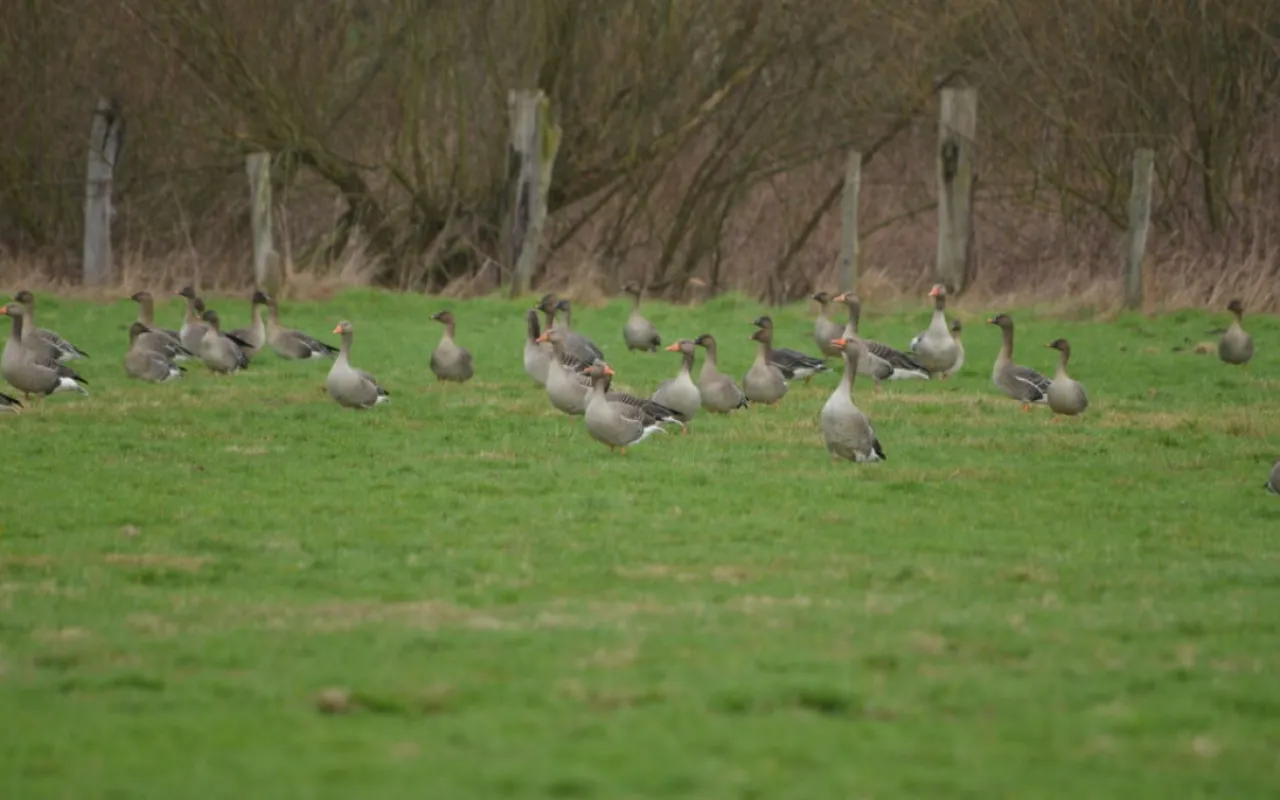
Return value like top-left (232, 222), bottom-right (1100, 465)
top-left (583, 363), bottom-right (670, 453)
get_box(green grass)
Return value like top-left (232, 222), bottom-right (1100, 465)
top-left (2, 289), bottom-right (1278, 799)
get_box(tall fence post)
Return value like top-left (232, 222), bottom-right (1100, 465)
top-left (504, 89), bottom-right (560, 298)
top-left (246, 151), bottom-right (282, 296)
top-left (837, 150), bottom-right (862, 293)
top-left (935, 87), bottom-right (978, 295)
top-left (1123, 149), bottom-right (1155, 311)
top-left (83, 98), bottom-right (124, 285)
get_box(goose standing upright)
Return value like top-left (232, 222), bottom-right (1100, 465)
top-left (1218, 299), bottom-right (1255, 368)
top-left (428, 310), bottom-right (474, 382)
top-left (652, 339), bottom-right (701, 430)
top-left (263, 296), bottom-right (339, 360)
top-left (811, 292), bottom-right (845, 359)
top-left (822, 337), bottom-right (886, 463)
top-left (198, 309), bottom-right (252, 374)
top-left (909, 284), bottom-right (961, 378)
top-left (537, 329), bottom-right (593, 416)
top-left (124, 322), bottom-right (186, 383)
top-left (743, 326), bottom-right (788, 405)
top-left (693, 334), bottom-right (749, 413)
top-left (831, 293), bottom-right (927, 385)
top-left (1045, 338), bottom-right (1089, 420)
top-left (176, 286), bottom-right (210, 353)
top-left (130, 291), bottom-right (187, 355)
top-left (523, 308), bottom-right (552, 386)
top-left (987, 314), bottom-right (1049, 410)
top-left (11, 290), bottom-right (89, 362)
top-left (327, 320), bottom-right (389, 409)
top-left (0, 303), bottom-right (89, 401)
top-left (943, 319), bottom-right (965, 379)
top-left (751, 316), bottom-right (828, 382)
top-left (622, 283), bottom-right (661, 352)
top-left (550, 297), bottom-right (605, 364)
top-left (583, 363), bottom-right (669, 453)
top-left (228, 291), bottom-right (270, 360)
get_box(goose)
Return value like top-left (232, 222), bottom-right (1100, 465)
top-left (124, 322), bottom-right (186, 383)
top-left (751, 316), bottom-right (828, 382)
top-left (692, 334), bottom-right (749, 413)
top-left (523, 308), bottom-right (552, 386)
top-left (264, 295), bottom-right (339, 360)
top-left (988, 314), bottom-right (1049, 410)
top-left (828, 295), bottom-right (894, 388)
top-left (11, 290), bottom-right (89, 362)
top-left (1267, 459), bottom-right (1279, 494)
top-left (176, 287), bottom-right (210, 353)
top-left (743, 326), bottom-right (788, 405)
top-left (327, 320), bottom-right (390, 409)
top-left (811, 291), bottom-right (845, 359)
top-left (0, 391), bottom-right (21, 413)
top-left (537, 328), bottom-right (594, 416)
top-left (831, 293), bottom-right (929, 382)
top-left (651, 339), bottom-right (702, 431)
top-left (428, 310), bottom-right (473, 382)
top-left (198, 309), bottom-right (252, 374)
top-left (130, 318), bottom-right (194, 363)
top-left (537, 329), bottom-right (684, 425)
top-left (822, 337), bottom-right (886, 463)
top-left (909, 284), bottom-right (961, 378)
top-left (537, 295), bottom-right (604, 365)
top-left (0, 302), bottom-right (90, 401)
top-left (1045, 338), bottom-right (1089, 419)
top-left (1218, 299), bottom-right (1254, 368)
top-left (129, 290), bottom-right (188, 357)
top-left (621, 283), bottom-right (662, 352)
top-left (942, 319), bottom-right (965, 379)
top-left (228, 290), bottom-right (270, 359)
top-left (583, 363), bottom-right (670, 453)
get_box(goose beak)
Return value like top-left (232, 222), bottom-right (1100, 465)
top-left (331, 325), bottom-right (343, 334)
top-left (664, 343), bottom-right (680, 352)
top-left (833, 293), bottom-right (847, 302)
top-left (535, 332), bottom-right (551, 343)
top-left (603, 365), bottom-right (616, 376)
top-left (831, 338), bottom-right (847, 347)
top-left (986, 317), bottom-right (996, 325)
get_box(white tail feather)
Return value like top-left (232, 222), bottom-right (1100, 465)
top-left (57, 377), bottom-right (89, 395)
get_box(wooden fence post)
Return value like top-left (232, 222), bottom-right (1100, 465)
top-left (837, 150), bottom-right (862, 293)
top-left (505, 89), bottom-right (561, 298)
top-left (935, 87), bottom-right (978, 295)
top-left (245, 151), bottom-right (282, 296)
top-left (83, 98), bottom-right (124, 285)
top-left (1123, 149), bottom-right (1154, 311)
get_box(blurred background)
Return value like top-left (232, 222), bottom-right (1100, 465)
top-left (2, 0), bottom-right (1277, 308)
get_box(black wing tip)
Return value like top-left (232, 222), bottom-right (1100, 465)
top-left (873, 440), bottom-right (887, 460)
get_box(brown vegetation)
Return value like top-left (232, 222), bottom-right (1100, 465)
top-left (1, 0), bottom-right (1278, 309)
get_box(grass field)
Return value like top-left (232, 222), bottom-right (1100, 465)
top-left (2, 289), bottom-right (1278, 798)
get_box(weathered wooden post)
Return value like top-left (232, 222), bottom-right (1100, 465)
top-left (1123, 149), bottom-right (1155, 311)
top-left (504, 89), bottom-right (561, 298)
top-left (935, 87), bottom-right (978, 295)
top-left (245, 151), bottom-right (283, 296)
top-left (837, 150), bottom-right (862, 293)
top-left (83, 98), bottom-right (124, 285)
